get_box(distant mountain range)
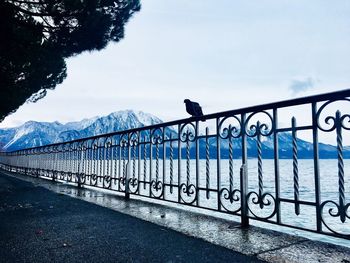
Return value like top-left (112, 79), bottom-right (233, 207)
top-left (0, 110), bottom-right (162, 151)
top-left (0, 110), bottom-right (348, 159)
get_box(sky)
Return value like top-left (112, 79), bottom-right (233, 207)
top-left (1, 0), bottom-right (349, 129)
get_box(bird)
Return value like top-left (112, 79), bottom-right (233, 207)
top-left (184, 99), bottom-right (205, 121)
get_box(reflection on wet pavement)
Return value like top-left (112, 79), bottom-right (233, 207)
top-left (5, 171), bottom-right (350, 263)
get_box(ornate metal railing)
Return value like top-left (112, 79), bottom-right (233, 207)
top-left (0, 89), bottom-right (349, 239)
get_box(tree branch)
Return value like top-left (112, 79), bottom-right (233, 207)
top-left (9, 2), bottom-right (79, 17)
top-left (6, 0), bottom-right (42, 5)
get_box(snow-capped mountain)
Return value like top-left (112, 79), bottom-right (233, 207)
top-left (0, 110), bottom-right (163, 151)
top-left (76, 111), bottom-right (162, 139)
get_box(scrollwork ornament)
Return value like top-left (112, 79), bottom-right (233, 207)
top-left (150, 180), bottom-right (163, 198)
top-left (118, 176), bottom-right (126, 191)
top-left (80, 173), bottom-right (86, 184)
top-left (219, 188), bottom-right (241, 214)
top-left (316, 99), bottom-right (350, 132)
top-left (103, 175), bottom-right (112, 188)
top-left (180, 122), bottom-right (197, 142)
top-left (128, 178), bottom-right (139, 194)
top-left (219, 115), bottom-right (242, 139)
top-left (247, 191), bottom-right (277, 220)
top-left (59, 171), bottom-right (65, 180)
top-left (322, 112), bottom-right (350, 132)
top-left (120, 133), bottom-right (129, 148)
top-left (245, 111), bottom-right (274, 137)
top-left (129, 132), bottom-right (139, 147)
top-left (151, 128), bottom-right (163, 145)
top-left (179, 183), bottom-right (197, 205)
top-left (90, 173), bottom-right (98, 186)
top-left (320, 200), bottom-right (350, 236)
top-left (67, 172), bottom-right (73, 182)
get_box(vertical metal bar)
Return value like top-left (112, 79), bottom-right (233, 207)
top-left (69, 148), bottom-right (73, 181)
top-left (137, 135), bottom-right (141, 194)
top-left (292, 117), bottom-right (300, 215)
top-left (195, 121), bottom-right (199, 205)
top-left (162, 128), bottom-right (166, 199)
top-left (106, 144), bottom-right (109, 178)
top-left (113, 144), bottom-right (117, 187)
top-left (109, 144), bottom-right (112, 178)
top-left (90, 144), bottom-right (97, 183)
top-left (273, 108), bottom-right (281, 222)
top-left (143, 138), bottom-right (147, 190)
top-left (84, 146), bottom-right (87, 177)
top-left (170, 134), bottom-right (174, 194)
top-left (125, 135), bottom-right (131, 200)
top-left (178, 124), bottom-right (182, 203)
top-left (106, 143), bottom-right (110, 188)
top-left (111, 144), bottom-right (115, 189)
top-left (186, 138), bottom-right (190, 187)
top-left (133, 144), bottom-right (136, 181)
top-left (216, 117), bottom-right (221, 211)
top-left (51, 149), bottom-right (55, 182)
top-left (228, 134), bottom-right (233, 193)
top-left (336, 111), bottom-right (346, 222)
top-left (99, 145), bottom-right (103, 184)
top-left (240, 112), bottom-right (249, 227)
top-left (76, 147), bottom-right (79, 175)
top-left (149, 131), bottom-right (153, 198)
top-left (205, 127), bottom-right (210, 199)
top-left (87, 147), bottom-right (90, 177)
top-left (77, 147), bottom-right (84, 188)
top-left (52, 148), bottom-right (56, 176)
top-left (118, 143), bottom-right (121, 191)
top-left (312, 102), bottom-right (322, 232)
top-left (156, 143), bottom-right (159, 182)
top-left (257, 121), bottom-right (264, 208)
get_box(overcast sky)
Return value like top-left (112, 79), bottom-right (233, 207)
top-left (1, 0), bottom-right (349, 128)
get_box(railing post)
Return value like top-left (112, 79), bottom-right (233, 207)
top-left (312, 102), bottom-right (322, 232)
top-left (240, 112), bottom-right (249, 227)
top-left (240, 164), bottom-right (249, 227)
top-left (125, 161), bottom-right (130, 200)
top-left (77, 173), bottom-right (82, 188)
top-left (77, 147), bottom-right (84, 188)
top-left (125, 137), bottom-right (131, 200)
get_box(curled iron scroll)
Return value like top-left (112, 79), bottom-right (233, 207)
top-left (247, 191), bottom-right (277, 220)
top-left (180, 122), bottom-right (197, 142)
top-left (219, 188), bottom-right (241, 214)
top-left (316, 99), bottom-right (350, 132)
top-left (245, 110), bottom-right (274, 137)
top-left (218, 115), bottom-right (242, 139)
top-left (179, 183), bottom-right (197, 205)
top-left (151, 128), bottom-right (163, 145)
top-left (320, 200), bottom-right (350, 237)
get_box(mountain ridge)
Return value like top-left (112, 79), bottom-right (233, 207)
top-left (0, 110), bottom-right (162, 151)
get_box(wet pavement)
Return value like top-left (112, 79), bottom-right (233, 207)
top-left (2, 170), bottom-right (350, 263)
top-left (0, 171), bottom-right (262, 263)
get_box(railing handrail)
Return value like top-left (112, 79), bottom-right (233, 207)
top-left (3, 88), bottom-right (350, 153)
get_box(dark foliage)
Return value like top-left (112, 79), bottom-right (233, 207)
top-left (0, 0), bottom-right (140, 121)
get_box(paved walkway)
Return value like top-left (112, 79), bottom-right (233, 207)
top-left (0, 171), bottom-right (262, 263)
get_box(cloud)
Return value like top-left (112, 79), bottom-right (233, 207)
top-left (289, 77), bottom-right (315, 95)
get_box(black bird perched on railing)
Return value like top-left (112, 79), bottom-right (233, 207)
top-left (184, 99), bottom-right (205, 121)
